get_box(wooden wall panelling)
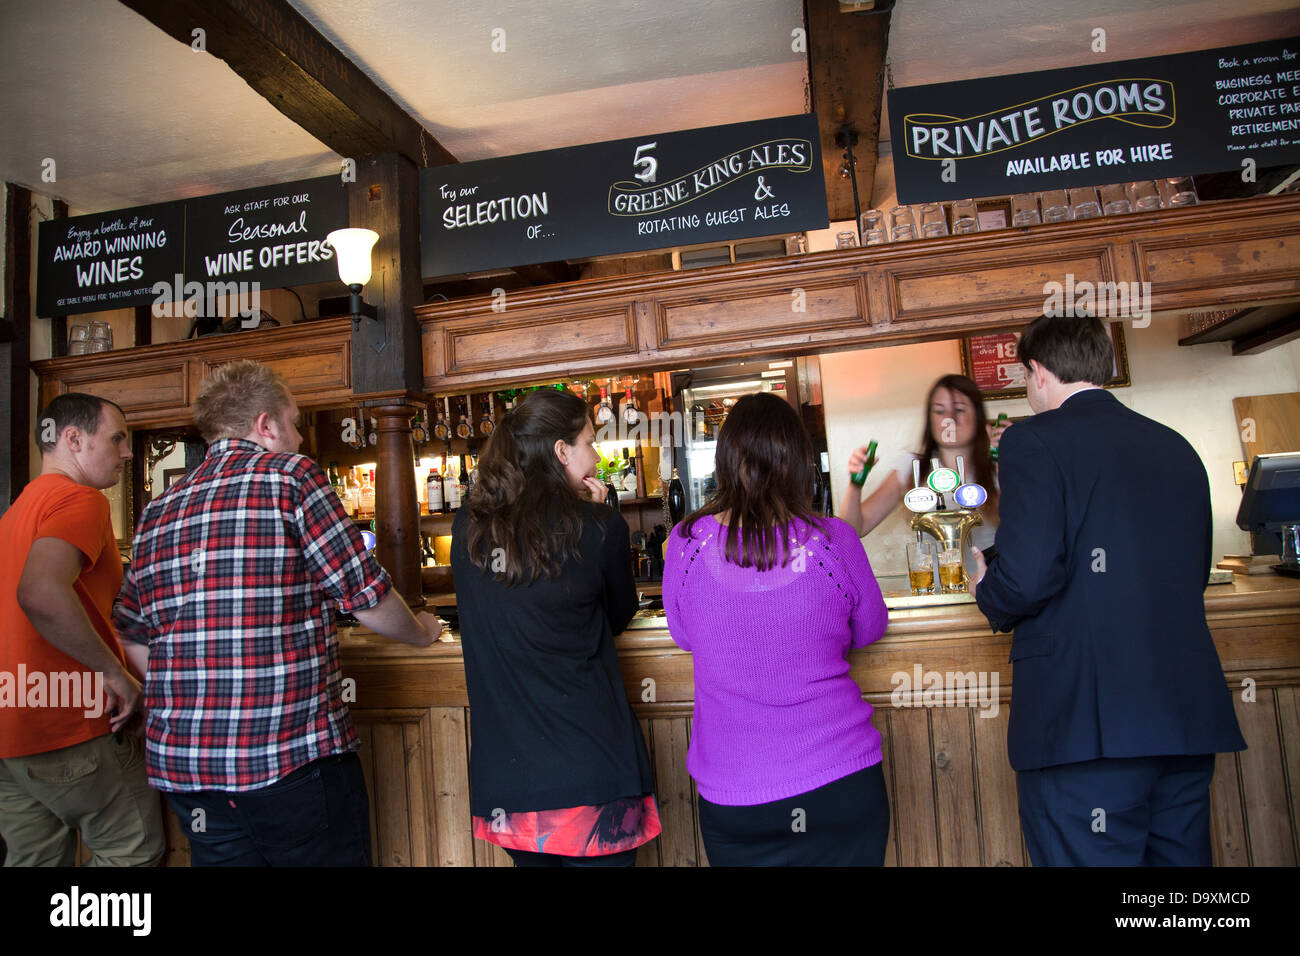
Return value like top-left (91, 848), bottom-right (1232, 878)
top-left (1209, 750), bottom-right (1250, 867)
top-left (1276, 687), bottom-right (1300, 866)
top-left (882, 245), bottom-right (1118, 327)
top-left (1135, 217), bottom-right (1300, 313)
top-left (1234, 690), bottom-right (1297, 866)
top-left (651, 717), bottom-right (699, 867)
top-left (427, 706), bottom-right (474, 867)
top-left (971, 702), bottom-right (1024, 867)
top-left (875, 709), bottom-right (899, 867)
top-left (365, 715), bottom-right (414, 866)
top-left (930, 707), bottom-right (981, 866)
top-left (356, 721), bottom-right (380, 865)
top-left (652, 276), bottom-right (868, 354)
top-left (636, 718), bottom-right (661, 867)
top-left (888, 706), bottom-right (939, 866)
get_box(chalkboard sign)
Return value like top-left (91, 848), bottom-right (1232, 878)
top-left (889, 36), bottom-right (1300, 204)
top-left (420, 114), bottom-right (828, 277)
top-left (36, 201), bottom-right (185, 316)
top-left (184, 176), bottom-right (346, 291)
top-left (37, 176), bottom-right (348, 318)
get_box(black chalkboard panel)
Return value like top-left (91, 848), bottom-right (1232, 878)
top-left (183, 175), bottom-right (347, 291)
top-left (889, 36), bottom-right (1300, 204)
top-left (420, 114), bottom-right (828, 277)
top-left (37, 201), bottom-right (185, 316)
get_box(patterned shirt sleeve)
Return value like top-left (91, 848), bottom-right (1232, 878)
top-left (113, 562), bottom-right (149, 645)
top-left (293, 460), bottom-right (392, 612)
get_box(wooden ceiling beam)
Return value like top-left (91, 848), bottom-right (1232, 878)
top-left (804, 0), bottom-right (893, 222)
top-left (119, 0), bottom-right (456, 167)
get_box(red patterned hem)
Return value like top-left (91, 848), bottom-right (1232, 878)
top-left (472, 794), bottom-right (661, 856)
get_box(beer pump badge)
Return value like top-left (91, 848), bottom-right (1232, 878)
top-left (954, 483), bottom-right (988, 509)
top-left (904, 486), bottom-right (939, 512)
top-left (927, 468), bottom-right (960, 494)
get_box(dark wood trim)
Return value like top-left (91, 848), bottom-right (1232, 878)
top-left (118, 0), bottom-right (456, 168)
top-left (49, 200), bottom-right (69, 357)
top-left (133, 306), bottom-right (152, 347)
top-left (805, 0), bottom-right (891, 222)
top-left (1232, 309), bottom-right (1300, 355)
top-left (346, 154), bottom-right (426, 396)
top-left (4, 183), bottom-right (34, 508)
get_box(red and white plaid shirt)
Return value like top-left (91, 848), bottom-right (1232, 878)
top-left (114, 438), bottom-right (390, 792)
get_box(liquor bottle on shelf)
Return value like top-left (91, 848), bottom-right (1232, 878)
top-left (328, 462), bottom-right (344, 503)
top-left (433, 398), bottom-right (450, 441)
top-left (426, 459), bottom-right (445, 513)
top-left (339, 467), bottom-right (356, 517)
top-left (621, 448), bottom-right (639, 495)
top-left (595, 385), bottom-right (614, 425)
top-left (455, 396), bottom-right (473, 439)
top-left (422, 535), bottom-right (436, 567)
top-left (359, 468), bottom-right (376, 518)
top-left (444, 457), bottom-right (462, 511)
top-left (621, 387), bottom-right (638, 426)
top-left (458, 454), bottom-right (471, 506)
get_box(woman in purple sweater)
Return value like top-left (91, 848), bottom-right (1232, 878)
top-left (662, 392), bottom-right (890, 865)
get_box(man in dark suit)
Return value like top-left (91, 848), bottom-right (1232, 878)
top-left (970, 313), bottom-right (1245, 866)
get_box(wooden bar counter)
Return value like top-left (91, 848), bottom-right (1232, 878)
top-left (337, 573), bottom-right (1300, 867)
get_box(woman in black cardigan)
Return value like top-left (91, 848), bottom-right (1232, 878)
top-left (451, 388), bottom-right (660, 866)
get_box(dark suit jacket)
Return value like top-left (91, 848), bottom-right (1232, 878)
top-left (975, 388), bottom-right (1245, 771)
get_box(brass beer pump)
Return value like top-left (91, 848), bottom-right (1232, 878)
top-left (905, 457), bottom-right (986, 592)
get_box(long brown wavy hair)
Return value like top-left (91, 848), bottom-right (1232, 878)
top-left (681, 392), bottom-right (825, 571)
top-left (463, 388), bottom-right (603, 585)
top-left (914, 374), bottom-right (1000, 521)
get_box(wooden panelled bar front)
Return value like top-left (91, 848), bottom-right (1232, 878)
top-left (337, 576), bottom-right (1300, 868)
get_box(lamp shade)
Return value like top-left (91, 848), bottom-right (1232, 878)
top-left (326, 228), bottom-right (379, 287)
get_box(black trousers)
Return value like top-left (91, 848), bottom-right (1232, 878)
top-left (1017, 754), bottom-right (1216, 866)
top-left (698, 763), bottom-right (890, 866)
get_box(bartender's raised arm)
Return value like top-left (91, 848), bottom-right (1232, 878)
top-left (840, 445), bottom-right (903, 537)
top-left (973, 425), bottom-right (1068, 632)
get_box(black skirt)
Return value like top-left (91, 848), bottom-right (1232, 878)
top-left (697, 763), bottom-right (890, 866)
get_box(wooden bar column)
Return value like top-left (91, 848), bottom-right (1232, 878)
top-left (344, 152), bottom-right (426, 605)
top-left (373, 404), bottom-right (424, 606)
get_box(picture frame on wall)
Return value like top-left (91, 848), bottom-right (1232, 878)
top-left (960, 323), bottom-right (1131, 401)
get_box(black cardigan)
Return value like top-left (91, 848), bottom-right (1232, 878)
top-left (450, 502), bottom-right (651, 815)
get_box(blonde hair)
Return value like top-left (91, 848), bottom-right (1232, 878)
top-left (193, 360), bottom-right (291, 442)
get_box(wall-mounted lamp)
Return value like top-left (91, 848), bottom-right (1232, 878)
top-left (326, 228), bottom-right (380, 325)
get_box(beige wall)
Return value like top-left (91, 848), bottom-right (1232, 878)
top-left (821, 321), bottom-right (1300, 578)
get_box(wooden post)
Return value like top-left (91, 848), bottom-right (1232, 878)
top-left (372, 403), bottom-right (423, 606)
top-left (3, 183), bottom-right (33, 509)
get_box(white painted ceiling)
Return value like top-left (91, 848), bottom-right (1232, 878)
top-left (1, 0), bottom-right (1298, 215)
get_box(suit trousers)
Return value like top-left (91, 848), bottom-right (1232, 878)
top-left (1017, 754), bottom-right (1216, 866)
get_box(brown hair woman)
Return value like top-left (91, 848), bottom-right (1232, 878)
top-left (451, 387), bottom-right (660, 866)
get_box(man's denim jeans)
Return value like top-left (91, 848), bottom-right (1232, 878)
top-left (165, 752), bottom-right (371, 866)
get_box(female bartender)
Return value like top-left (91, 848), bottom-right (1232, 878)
top-left (839, 374), bottom-right (1004, 558)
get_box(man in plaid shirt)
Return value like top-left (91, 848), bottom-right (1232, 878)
top-left (114, 360), bottom-right (440, 866)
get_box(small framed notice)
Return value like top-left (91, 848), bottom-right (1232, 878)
top-left (960, 323), bottom-right (1130, 400)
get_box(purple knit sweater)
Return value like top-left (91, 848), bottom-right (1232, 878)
top-left (662, 514), bottom-right (889, 806)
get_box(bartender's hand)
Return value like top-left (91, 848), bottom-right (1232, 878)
top-left (989, 420), bottom-right (1010, 455)
top-left (968, 546), bottom-right (988, 600)
top-left (581, 475), bottom-right (606, 502)
top-left (847, 444), bottom-right (873, 473)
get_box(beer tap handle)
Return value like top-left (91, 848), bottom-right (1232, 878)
top-left (912, 459), bottom-right (921, 489)
top-left (956, 455), bottom-right (965, 484)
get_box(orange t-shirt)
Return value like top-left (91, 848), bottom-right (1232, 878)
top-left (0, 473), bottom-right (125, 758)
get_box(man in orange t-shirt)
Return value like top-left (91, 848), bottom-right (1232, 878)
top-left (0, 393), bottom-right (164, 866)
